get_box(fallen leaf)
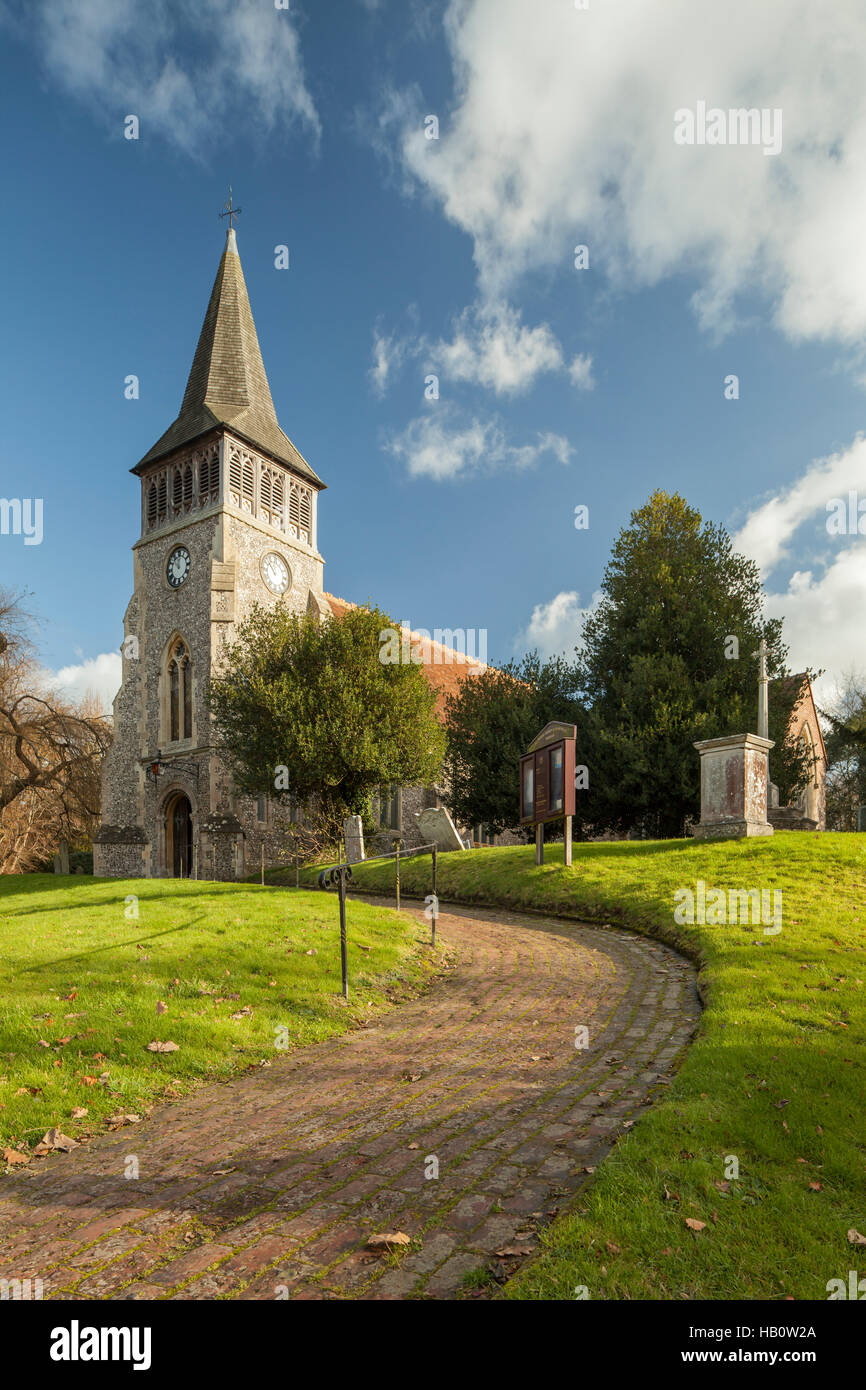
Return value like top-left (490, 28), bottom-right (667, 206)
top-left (713, 1180), bottom-right (730, 1192)
top-left (230, 1007), bottom-right (253, 1020)
top-left (41, 1128), bottom-right (78, 1152)
top-left (808, 1181), bottom-right (823, 1191)
top-left (606, 1241), bottom-right (621, 1254)
top-left (145, 1040), bottom-right (179, 1053)
top-left (494, 1245), bottom-right (533, 1258)
top-left (685, 1218), bottom-right (706, 1232)
top-left (847, 1229), bottom-right (866, 1247)
top-left (3, 1148), bottom-right (30, 1165)
top-left (367, 1232), bottom-right (411, 1250)
top-left (156, 1001), bottom-right (168, 1015)
top-left (70, 1107), bottom-right (88, 1119)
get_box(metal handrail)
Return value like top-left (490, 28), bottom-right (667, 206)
top-left (315, 841), bottom-right (441, 995)
top-left (314, 841), bottom-right (438, 876)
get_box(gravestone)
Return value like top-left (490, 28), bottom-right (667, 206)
top-left (415, 806), bottom-right (466, 852)
top-left (343, 814), bottom-right (365, 863)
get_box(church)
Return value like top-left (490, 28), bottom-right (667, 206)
top-left (93, 226), bottom-right (487, 880)
top-left (93, 226), bottom-right (827, 879)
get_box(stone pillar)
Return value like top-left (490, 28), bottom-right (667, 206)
top-left (343, 815), bottom-right (365, 863)
top-left (693, 733), bottom-right (775, 839)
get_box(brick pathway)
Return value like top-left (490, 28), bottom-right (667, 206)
top-left (0, 901), bottom-right (699, 1301)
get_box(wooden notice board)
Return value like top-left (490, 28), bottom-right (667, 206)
top-left (519, 722), bottom-right (577, 827)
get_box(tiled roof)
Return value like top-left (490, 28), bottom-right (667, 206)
top-left (133, 229), bottom-right (323, 487)
top-left (322, 593), bottom-right (486, 718)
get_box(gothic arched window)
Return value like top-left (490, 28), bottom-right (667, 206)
top-left (167, 639), bottom-right (192, 743)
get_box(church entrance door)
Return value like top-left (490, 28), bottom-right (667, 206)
top-left (166, 793), bottom-right (193, 878)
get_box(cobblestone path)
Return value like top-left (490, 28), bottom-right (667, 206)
top-left (0, 901), bottom-right (700, 1300)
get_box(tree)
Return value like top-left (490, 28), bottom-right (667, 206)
top-left (443, 652), bottom-right (587, 836)
top-left (820, 671), bottom-right (866, 830)
top-left (208, 602), bottom-right (445, 839)
top-left (576, 491), bottom-right (812, 837)
top-left (0, 591), bottom-right (109, 872)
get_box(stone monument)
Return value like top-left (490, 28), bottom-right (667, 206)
top-left (343, 814), bottom-right (365, 863)
top-left (692, 640), bottom-right (774, 840)
top-left (415, 805), bottom-right (466, 852)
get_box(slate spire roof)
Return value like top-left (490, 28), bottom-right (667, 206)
top-left (133, 228), bottom-right (323, 487)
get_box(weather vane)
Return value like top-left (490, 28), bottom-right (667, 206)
top-left (219, 186), bottom-right (242, 230)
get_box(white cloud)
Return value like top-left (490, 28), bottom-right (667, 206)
top-left (375, 298), bottom-right (592, 397)
top-left (733, 435), bottom-right (866, 573)
top-left (369, 327), bottom-right (409, 397)
top-left (763, 547), bottom-right (866, 705)
top-left (513, 589), bottom-right (602, 661)
top-left (567, 354), bottom-right (595, 391)
top-left (732, 434), bottom-right (866, 699)
top-left (372, 301), bottom-right (593, 397)
top-left (32, 0), bottom-right (319, 155)
top-left (430, 303), bottom-right (565, 395)
top-left (391, 0), bottom-right (866, 345)
top-left (386, 407), bottom-right (572, 481)
top-left (42, 651), bottom-right (122, 714)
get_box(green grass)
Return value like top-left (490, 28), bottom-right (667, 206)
top-left (0, 874), bottom-right (441, 1158)
top-left (311, 833), bottom-right (866, 1301)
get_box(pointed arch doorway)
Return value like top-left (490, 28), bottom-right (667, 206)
top-left (165, 792), bottom-right (193, 878)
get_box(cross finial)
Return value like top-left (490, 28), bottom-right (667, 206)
top-left (220, 186), bottom-right (242, 230)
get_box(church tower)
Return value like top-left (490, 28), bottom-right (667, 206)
top-left (94, 227), bottom-right (328, 879)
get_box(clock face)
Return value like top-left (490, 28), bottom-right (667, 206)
top-left (166, 546), bottom-right (191, 588)
top-left (261, 551), bottom-right (291, 595)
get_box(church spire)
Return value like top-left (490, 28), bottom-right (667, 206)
top-left (134, 227), bottom-right (322, 487)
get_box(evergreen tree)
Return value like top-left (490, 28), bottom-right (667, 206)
top-left (577, 490), bottom-right (811, 836)
top-left (443, 652), bottom-right (587, 836)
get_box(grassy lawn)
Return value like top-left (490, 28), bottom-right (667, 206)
top-left (316, 833), bottom-right (866, 1301)
top-left (0, 874), bottom-right (441, 1162)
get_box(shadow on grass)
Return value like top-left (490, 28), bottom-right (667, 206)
top-left (10, 915), bottom-right (208, 974)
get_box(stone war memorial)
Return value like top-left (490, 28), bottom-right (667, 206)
top-left (692, 639), bottom-right (774, 840)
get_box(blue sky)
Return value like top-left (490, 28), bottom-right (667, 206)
top-left (1, 0), bottom-right (865, 708)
